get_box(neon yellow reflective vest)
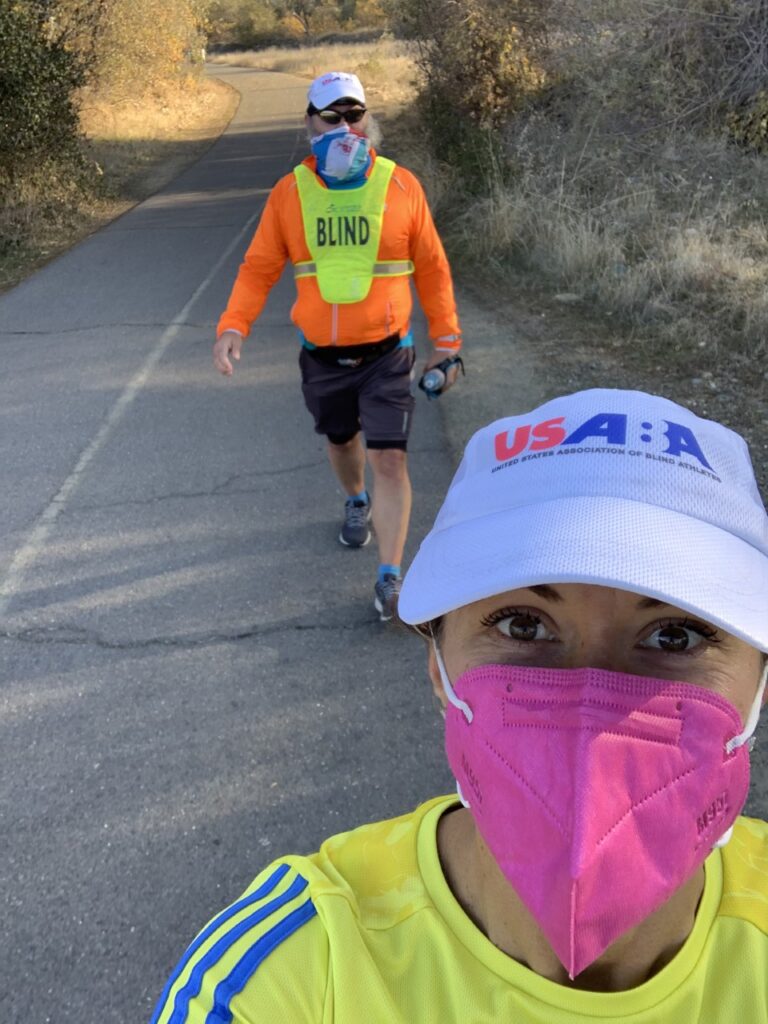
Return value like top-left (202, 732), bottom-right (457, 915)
top-left (293, 157), bottom-right (414, 304)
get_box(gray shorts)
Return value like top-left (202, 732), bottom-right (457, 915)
top-left (299, 346), bottom-right (416, 449)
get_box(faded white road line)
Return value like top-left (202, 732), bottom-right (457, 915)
top-left (0, 212), bottom-right (258, 618)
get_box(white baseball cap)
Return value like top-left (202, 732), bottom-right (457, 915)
top-left (307, 71), bottom-right (366, 111)
top-left (399, 388), bottom-right (768, 651)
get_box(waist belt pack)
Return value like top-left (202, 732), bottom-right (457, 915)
top-left (305, 332), bottom-right (400, 368)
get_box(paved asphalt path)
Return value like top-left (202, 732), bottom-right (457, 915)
top-left (0, 68), bottom-right (455, 1023)
top-left (2, 65), bottom-right (767, 1024)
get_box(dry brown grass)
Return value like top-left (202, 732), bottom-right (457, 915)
top-left (79, 77), bottom-right (237, 195)
top-left (438, 131), bottom-right (768, 361)
top-left (0, 78), bottom-right (236, 293)
top-left (209, 38), bottom-right (421, 106)
top-left (386, 0), bottom-right (768, 367)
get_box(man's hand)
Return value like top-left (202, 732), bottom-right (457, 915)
top-left (213, 330), bottom-right (244, 376)
top-left (422, 350), bottom-right (462, 393)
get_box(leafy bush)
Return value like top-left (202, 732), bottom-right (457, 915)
top-left (727, 91), bottom-right (768, 153)
top-left (205, 0), bottom-right (388, 51)
top-left (0, 0), bottom-right (85, 179)
top-left (391, 0), bottom-right (547, 184)
top-left (90, 0), bottom-right (207, 97)
top-left (206, 0), bottom-right (285, 47)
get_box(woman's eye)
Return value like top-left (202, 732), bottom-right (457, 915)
top-left (641, 621), bottom-right (718, 653)
top-left (491, 612), bottom-right (553, 642)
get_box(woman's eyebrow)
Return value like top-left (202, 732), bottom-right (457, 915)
top-left (637, 596), bottom-right (666, 609)
top-left (525, 585), bottom-right (563, 602)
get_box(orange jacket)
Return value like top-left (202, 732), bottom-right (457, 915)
top-left (217, 152), bottom-right (461, 349)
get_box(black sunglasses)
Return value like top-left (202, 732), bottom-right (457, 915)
top-left (316, 107), bottom-right (367, 125)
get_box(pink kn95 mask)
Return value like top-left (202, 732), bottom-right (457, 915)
top-left (435, 652), bottom-right (767, 978)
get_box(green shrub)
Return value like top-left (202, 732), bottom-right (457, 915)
top-left (206, 0), bottom-right (285, 47)
top-left (391, 0), bottom-right (547, 185)
top-left (0, 1), bottom-right (84, 179)
top-left (727, 92), bottom-right (768, 153)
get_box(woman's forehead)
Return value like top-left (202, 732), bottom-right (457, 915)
top-left (462, 583), bottom-right (680, 615)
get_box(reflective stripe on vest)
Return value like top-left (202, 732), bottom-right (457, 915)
top-left (294, 260), bottom-right (414, 279)
top-left (293, 157), bottom-right (412, 304)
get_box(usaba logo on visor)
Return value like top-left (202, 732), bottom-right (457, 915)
top-left (492, 407), bottom-right (718, 480)
top-left (397, 387), bottom-right (768, 650)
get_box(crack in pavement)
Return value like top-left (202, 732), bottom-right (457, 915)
top-left (0, 616), bottom-right (379, 650)
top-left (64, 461), bottom-right (327, 512)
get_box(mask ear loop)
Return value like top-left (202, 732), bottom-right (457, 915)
top-left (714, 661), bottom-right (768, 849)
top-left (430, 627), bottom-right (473, 809)
top-left (429, 626), bottom-right (473, 723)
top-left (724, 660), bottom-right (768, 755)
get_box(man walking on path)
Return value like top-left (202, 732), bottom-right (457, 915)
top-left (214, 71), bottom-right (462, 621)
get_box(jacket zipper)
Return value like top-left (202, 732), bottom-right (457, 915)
top-left (331, 303), bottom-right (338, 345)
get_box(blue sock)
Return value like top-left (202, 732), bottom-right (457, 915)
top-left (378, 564), bottom-right (401, 582)
top-left (347, 489), bottom-right (369, 504)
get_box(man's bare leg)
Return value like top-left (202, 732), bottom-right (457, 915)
top-left (367, 448), bottom-right (411, 567)
top-left (328, 434), bottom-right (372, 547)
top-left (327, 434), bottom-right (366, 495)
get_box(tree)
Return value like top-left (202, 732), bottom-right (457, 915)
top-left (206, 0), bottom-right (281, 46)
top-left (271, 0), bottom-right (342, 37)
top-left (273, 0), bottom-right (313, 35)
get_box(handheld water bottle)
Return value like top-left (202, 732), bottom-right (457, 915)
top-left (418, 355), bottom-right (465, 400)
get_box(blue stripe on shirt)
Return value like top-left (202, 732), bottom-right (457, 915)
top-left (150, 864), bottom-right (292, 1024)
top-left (204, 898), bottom-right (318, 1023)
top-left (165, 873), bottom-right (309, 1024)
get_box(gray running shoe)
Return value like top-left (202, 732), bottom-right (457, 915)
top-left (339, 495), bottom-right (371, 547)
top-left (374, 573), bottom-right (401, 622)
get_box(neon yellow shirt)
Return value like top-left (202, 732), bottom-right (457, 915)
top-left (152, 796), bottom-right (768, 1023)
